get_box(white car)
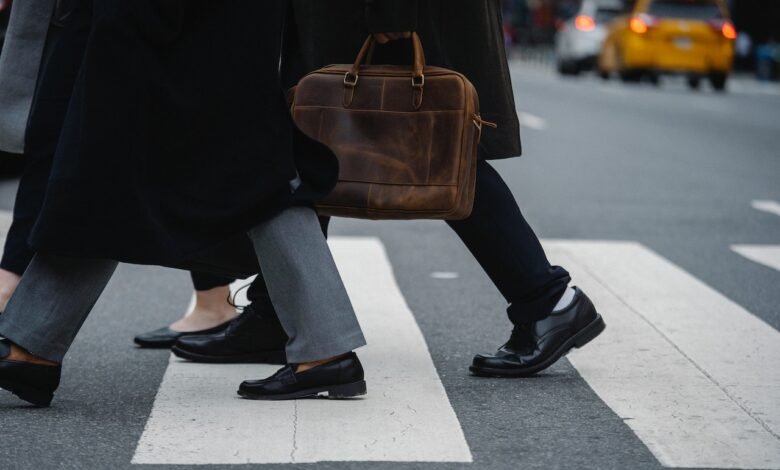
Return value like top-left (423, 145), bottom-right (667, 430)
top-left (555, 0), bottom-right (625, 75)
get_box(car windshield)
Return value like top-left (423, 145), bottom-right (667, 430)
top-left (595, 7), bottom-right (622, 23)
top-left (647, 0), bottom-right (723, 20)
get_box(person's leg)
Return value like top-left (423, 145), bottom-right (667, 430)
top-left (238, 206), bottom-right (365, 399)
top-left (446, 160), bottom-right (570, 325)
top-left (0, 254), bottom-right (118, 363)
top-left (171, 272), bottom-right (237, 330)
top-left (450, 161), bottom-right (605, 377)
top-left (171, 216), bottom-right (332, 364)
top-left (248, 207), bottom-right (363, 365)
top-left (133, 271), bottom-right (238, 348)
top-left (0, 254), bottom-right (117, 406)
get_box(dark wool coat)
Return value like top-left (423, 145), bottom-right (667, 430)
top-left (284, 0), bottom-right (522, 159)
top-left (29, 0), bottom-right (338, 273)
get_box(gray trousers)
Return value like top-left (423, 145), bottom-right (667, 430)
top-left (0, 207), bottom-right (365, 363)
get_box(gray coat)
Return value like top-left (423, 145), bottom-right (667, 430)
top-left (0, 0), bottom-right (54, 154)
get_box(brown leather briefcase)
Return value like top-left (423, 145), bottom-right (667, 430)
top-left (290, 33), bottom-right (495, 220)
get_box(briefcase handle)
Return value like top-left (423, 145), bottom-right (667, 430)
top-left (343, 32), bottom-right (427, 110)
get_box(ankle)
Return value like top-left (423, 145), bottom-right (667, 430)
top-left (0, 269), bottom-right (21, 311)
top-left (194, 285), bottom-right (233, 309)
top-left (296, 353), bottom-right (348, 373)
top-left (8, 343), bottom-right (58, 366)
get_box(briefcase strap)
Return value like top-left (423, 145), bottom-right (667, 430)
top-left (343, 33), bottom-right (427, 110)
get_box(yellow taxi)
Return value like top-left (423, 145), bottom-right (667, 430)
top-left (598, 0), bottom-right (735, 90)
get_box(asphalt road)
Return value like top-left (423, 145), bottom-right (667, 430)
top-left (0, 63), bottom-right (778, 470)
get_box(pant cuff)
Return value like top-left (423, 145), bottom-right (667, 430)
top-left (285, 331), bottom-right (367, 364)
top-left (0, 318), bottom-right (68, 363)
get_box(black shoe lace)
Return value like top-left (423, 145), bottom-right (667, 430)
top-left (226, 281), bottom-right (253, 312)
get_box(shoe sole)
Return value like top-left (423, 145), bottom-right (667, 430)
top-left (134, 339), bottom-right (177, 349)
top-left (469, 314), bottom-right (606, 378)
top-left (0, 379), bottom-right (54, 407)
top-left (171, 345), bottom-right (286, 365)
top-left (237, 380), bottom-right (368, 401)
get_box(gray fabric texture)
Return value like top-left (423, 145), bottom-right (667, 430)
top-left (0, 207), bottom-right (365, 364)
top-left (0, 0), bottom-right (55, 153)
top-left (0, 254), bottom-right (118, 362)
top-left (249, 206), bottom-right (365, 363)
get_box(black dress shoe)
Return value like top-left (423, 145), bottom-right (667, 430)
top-left (0, 339), bottom-right (61, 407)
top-left (470, 287), bottom-right (605, 378)
top-left (238, 352), bottom-right (366, 400)
top-left (134, 319), bottom-right (233, 349)
top-left (171, 303), bottom-right (287, 364)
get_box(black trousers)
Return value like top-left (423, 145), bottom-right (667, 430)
top-left (245, 161), bottom-right (570, 325)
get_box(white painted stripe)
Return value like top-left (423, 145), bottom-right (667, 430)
top-left (544, 240), bottom-right (780, 469)
top-left (732, 244), bottom-right (780, 272)
top-left (518, 111), bottom-right (549, 130)
top-left (752, 200), bottom-right (780, 218)
top-left (0, 209), bottom-right (13, 236)
top-left (133, 237), bottom-right (472, 464)
top-left (430, 271), bottom-right (459, 279)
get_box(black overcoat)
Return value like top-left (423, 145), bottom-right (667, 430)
top-left (29, 0), bottom-right (338, 273)
top-left (284, 0), bottom-right (522, 159)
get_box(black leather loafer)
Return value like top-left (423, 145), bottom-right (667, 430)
top-left (134, 319), bottom-right (233, 349)
top-left (0, 339), bottom-right (61, 407)
top-left (172, 303), bottom-right (287, 364)
top-left (238, 352), bottom-right (366, 400)
top-left (470, 287), bottom-right (605, 378)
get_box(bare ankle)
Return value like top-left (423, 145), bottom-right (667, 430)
top-left (169, 288), bottom-right (237, 332)
top-left (8, 343), bottom-right (59, 366)
top-left (0, 269), bottom-right (21, 311)
top-left (296, 353), bottom-right (348, 373)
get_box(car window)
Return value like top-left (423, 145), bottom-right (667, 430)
top-left (595, 7), bottom-right (622, 23)
top-left (647, 0), bottom-right (723, 20)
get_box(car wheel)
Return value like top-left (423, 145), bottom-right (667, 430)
top-left (598, 69), bottom-right (610, 80)
top-left (709, 73), bottom-right (727, 92)
top-left (557, 60), bottom-right (580, 76)
top-left (647, 73), bottom-right (661, 86)
top-left (687, 75), bottom-right (701, 90)
top-left (619, 70), bottom-right (641, 83)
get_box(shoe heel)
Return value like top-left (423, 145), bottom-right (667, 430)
top-left (327, 380), bottom-right (367, 399)
top-left (574, 315), bottom-right (606, 349)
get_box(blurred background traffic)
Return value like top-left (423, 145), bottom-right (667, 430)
top-left (503, 0), bottom-right (780, 88)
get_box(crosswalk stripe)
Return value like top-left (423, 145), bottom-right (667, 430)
top-left (518, 111), bottom-right (549, 131)
top-left (732, 245), bottom-right (780, 272)
top-left (132, 237), bottom-right (472, 464)
top-left (752, 200), bottom-right (780, 218)
top-left (545, 240), bottom-right (780, 469)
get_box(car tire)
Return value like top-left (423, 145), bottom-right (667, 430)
top-left (598, 70), bottom-right (610, 80)
top-left (709, 73), bottom-right (727, 92)
top-left (647, 73), bottom-right (661, 86)
top-left (557, 60), bottom-right (580, 76)
top-left (687, 75), bottom-right (701, 90)
top-left (619, 70), bottom-right (642, 83)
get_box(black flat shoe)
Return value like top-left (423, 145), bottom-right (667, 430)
top-left (238, 352), bottom-right (367, 400)
top-left (0, 339), bottom-right (61, 407)
top-left (134, 319), bottom-right (233, 349)
top-left (470, 287), bottom-right (606, 378)
top-left (172, 301), bottom-right (287, 364)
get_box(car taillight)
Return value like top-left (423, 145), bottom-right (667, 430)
top-left (575, 15), bottom-right (596, 32)
top-left (629, 14), bottom-right (657, 34)
top-left (709, 19), bottom-right (736, 40)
